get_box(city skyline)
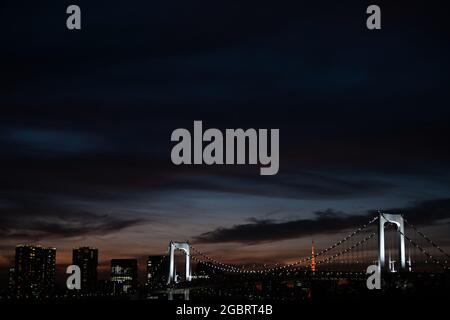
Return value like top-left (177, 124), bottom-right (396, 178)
top-left (6, 244), bottom-right (155, 296)
top-left (1, 206), bottom-right (448, 290)
top-left (4, 210), bottom-right (447, 300)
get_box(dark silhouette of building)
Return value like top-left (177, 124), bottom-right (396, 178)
top-left (14, 245), bottom-right (56, 298)
top-left (8, 267), bottom-right (15, 295)
top-left (97, 279), bottom-right (113, 296)
top-left (111, 259), bottom-right (138, 295)
top-left (72, 247), bottom-right (98, 293)
top-left (146, 255), bottom-right (166, 288)
top-left (41, 247), bottom-right (56, 294)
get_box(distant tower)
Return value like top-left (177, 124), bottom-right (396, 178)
top-left (311, 240), bottom-right (316, 273)
top-left (73, 247), bottom-right (98, 293)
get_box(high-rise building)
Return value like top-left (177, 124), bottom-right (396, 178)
top-left (111, 259), bottom-right (138, 295)
top-left (14, 245), bottom-right (56, 298)
top-left (41, 247), bottom-right (56, 294)
top-left (72, 247), bottom-right (98, 293)
top-left (8, 267), bottom-right (15, 295)
top-left (146, 255), bottom-right (166, 287)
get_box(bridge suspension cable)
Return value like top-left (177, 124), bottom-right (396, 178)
top-left (403, 217), bottom-right (450, 258)
top-left (315, 232), bottom-right (376, 266)
top-left (168, 213), bottom-right (449, 277)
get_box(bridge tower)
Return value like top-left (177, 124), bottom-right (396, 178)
top-left (311, 240), bottom-right (316, 273)
top-left (167, 241), bottom-right (192, 285)
top-left (378, 212), bottom-right (406, 272)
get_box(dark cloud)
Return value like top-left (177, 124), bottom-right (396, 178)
top-left (0, 194), bottom-right (149, 241)
top-left (1, 1), bottom-right (450, 193)
top-left (180, 172), bottom-right (393, 199)
top-left (379, 198), bottom-right (450, 226)
top-left (0, 136), bottom-right (398, 207)
top-left (0, 211), bottom-right (147, 241)
top-left (193, 209), bottom-right (368, 244)
top-left (193, 198), bottom-right (450, 244)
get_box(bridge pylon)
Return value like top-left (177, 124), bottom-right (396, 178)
top-left (167, 241), bottom-right (192, 285)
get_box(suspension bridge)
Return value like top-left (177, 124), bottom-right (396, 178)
top-left (153, 212), bottom-right (449, 286)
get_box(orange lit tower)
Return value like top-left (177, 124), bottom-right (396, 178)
top-left (311, 240), bottom-right (316, 273)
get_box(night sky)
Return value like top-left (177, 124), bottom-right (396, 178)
top-left (1, 1), bottom-right (450, 284)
